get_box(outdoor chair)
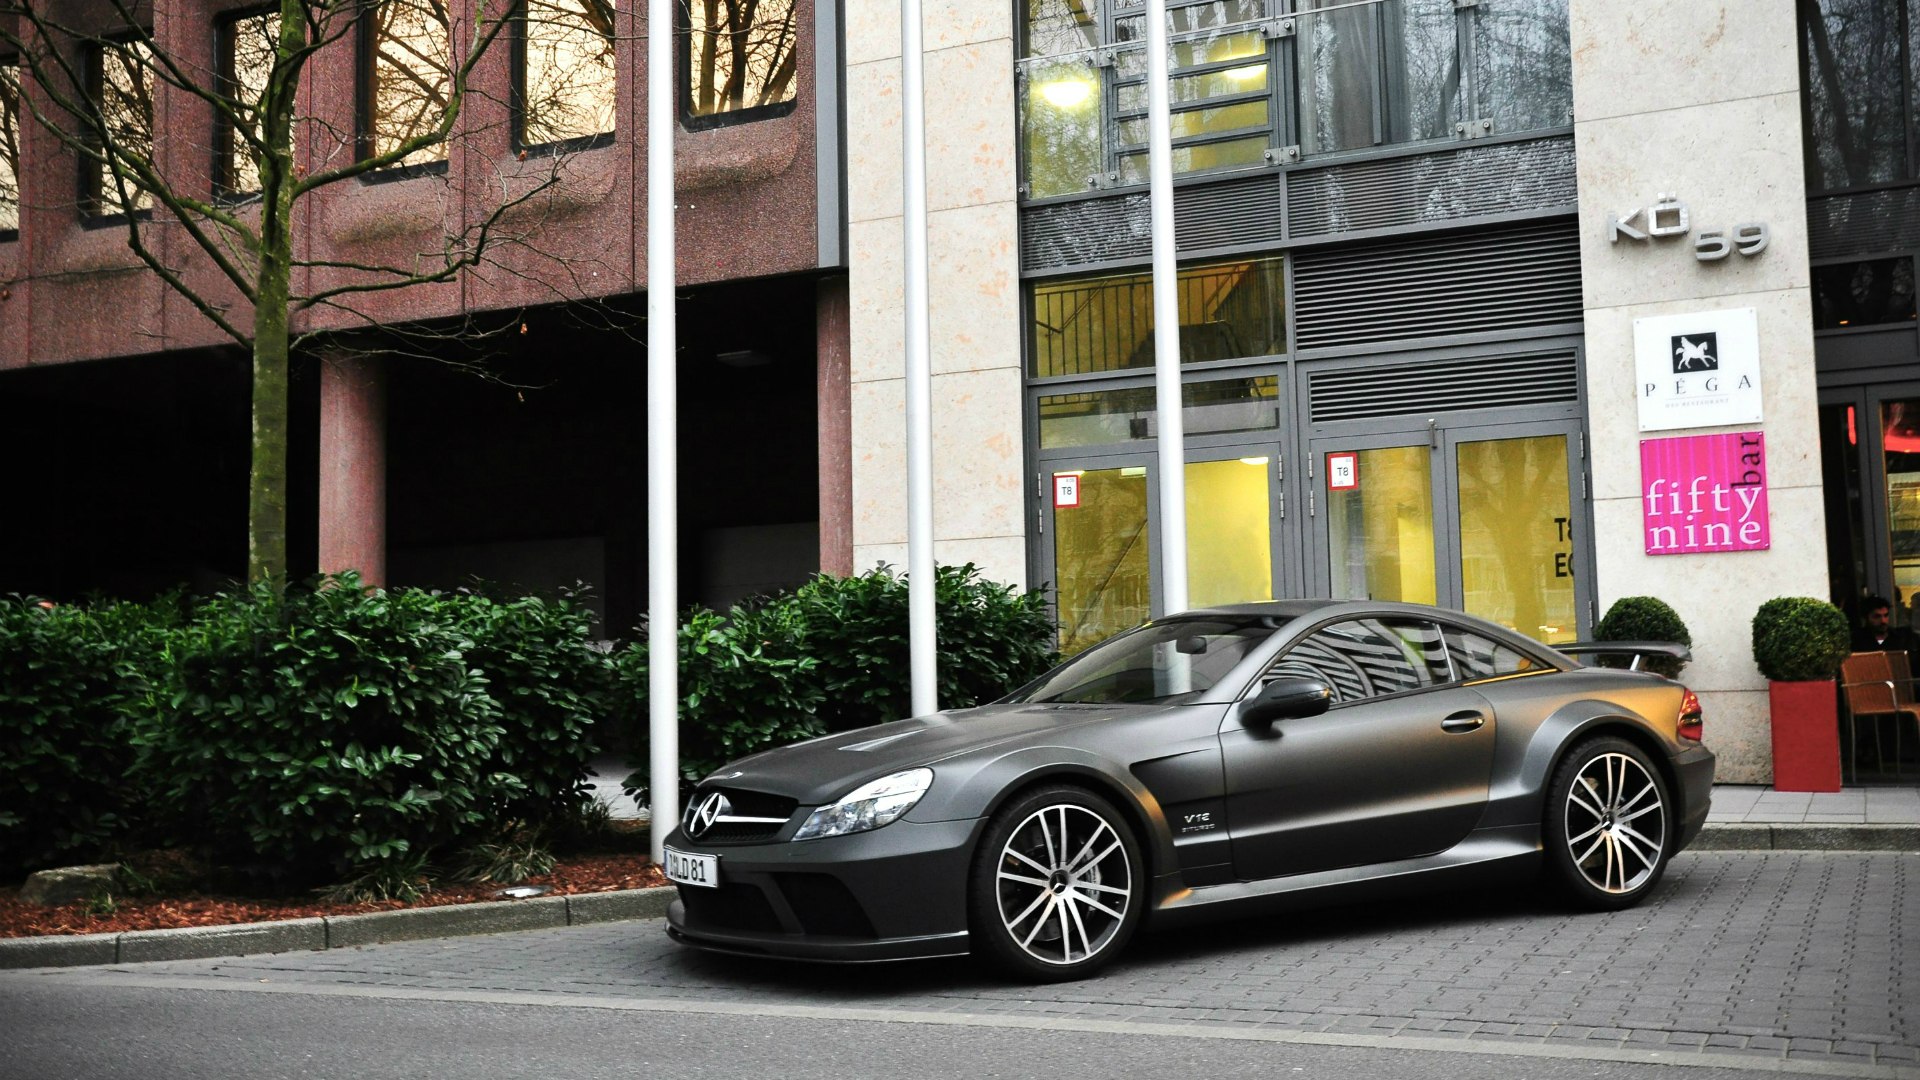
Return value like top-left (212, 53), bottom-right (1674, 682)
top-left (1839, 651), bottom-right (1920, 781)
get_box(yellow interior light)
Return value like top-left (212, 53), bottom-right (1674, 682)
top-left (1238, 456), bottom-right (1269, 466)
top-left (1038, 78), bottom-right (1096, 109)
top-left (1224, 64), bottom-right (1266, 83)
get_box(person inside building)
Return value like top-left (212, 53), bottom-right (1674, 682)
top-left (1852, 594), bottom-right (1919, 659)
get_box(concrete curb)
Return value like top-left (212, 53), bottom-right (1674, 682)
top-left (1694, 822), bottom-right (1920, 851)
top-left (0, 885), bottom-right (678, 971)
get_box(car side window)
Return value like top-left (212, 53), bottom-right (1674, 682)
top-left (1265, 618), bottom-right (1451, 705)
top-left (1442, 626), bottom-right (1537, 680)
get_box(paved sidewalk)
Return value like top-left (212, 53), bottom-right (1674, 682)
top-left (1709, 785), bottom-right (1920, 825)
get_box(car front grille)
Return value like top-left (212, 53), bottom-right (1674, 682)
top-left (682, 786), bottom-right (798, 844)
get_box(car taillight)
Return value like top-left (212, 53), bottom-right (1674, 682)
top-left (1677, 689), bottom-right (1703, 743)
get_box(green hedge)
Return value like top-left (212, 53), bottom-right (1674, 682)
top-left (1751, 596), bottom-right (1850, 682)
top-left (619, 564), bottom-right (1058, 792)
top-left (1594, 596), bottom-right (1691, 678)
top-left (0, 596), bottom-right (175, 875)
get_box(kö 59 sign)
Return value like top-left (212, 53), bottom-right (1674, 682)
top-left (1607, 193), bottom-right (1769, 262)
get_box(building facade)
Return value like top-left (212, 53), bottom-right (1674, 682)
top-left (841, 0), bottom-right (1904, 784)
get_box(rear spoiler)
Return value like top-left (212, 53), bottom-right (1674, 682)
top-left (1556, 641), bottom-right (1692, 672)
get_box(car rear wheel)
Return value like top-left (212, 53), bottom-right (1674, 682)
top-left (968, 784), bottom-right (1144, 982)
top-left (1545, 736), bottom-right (1673, 909)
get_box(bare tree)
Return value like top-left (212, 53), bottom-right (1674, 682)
top-left (0, 0), bottom-right (623, 581)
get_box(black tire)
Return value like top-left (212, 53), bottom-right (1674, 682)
top-left (967, 783), bottom-right (1145, 982)
top-left (1544, 736), bottom-right (1674, 910)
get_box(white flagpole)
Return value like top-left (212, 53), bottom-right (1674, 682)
top-left (647, 0), bottom-right (680, 863)
top-left (902, 0), bottom-right (937, 715)
top-left (1145, 0), bottom-right (1187, 616)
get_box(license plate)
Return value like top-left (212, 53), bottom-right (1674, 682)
top-left (664, 846), bottom-right (719, 888)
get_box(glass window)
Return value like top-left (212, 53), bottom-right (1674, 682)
top-left (1885, 400), bottom-right (1920, 618)
top-left (1812, 257), bottom-right (1918, 329)
top-left (1185, 457), bottom-right (1272, 608)
top-left (520, 0), bottom-right (616, 148)
top-left (1020, 56), bottom-right (1105, 198)
top-left (1442, 625), bottom-right (1538, 680)
top-left (1112, 24), bottom-right (1274, 183)
top-left (1327, 445), bottom-right (1437, 605)
top-left (1038, 375), bottom-right (1279, 449)
top-left (1029, 256), bottom-right (1286, 378)
top-left (1456, 434), bottom-right (1576, 644)
top-left (218, 10), bottom-right (276, 196)
top-left (1267, 618), bottom-right (1448, 704)
top-left (1801, 0), bottom-right (1909, 190)
top-left (1471, 0), bottom-right (1569, 136)
top-left (362, 0), bottom-right (453, 169)
top-left (682, 0), bottom-right (798, 126)
top-left (0, 58), bottom-right (19, 235)
top-left (1052, 465), bottom-right (1151, 654)
top-left (1296, 0), bottom-right (1458, 157)
top-left (86, 36), bottom-right (155, 216)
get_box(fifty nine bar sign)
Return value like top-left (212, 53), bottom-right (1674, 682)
top-left (1640, 432), bottom-right (1770, 555)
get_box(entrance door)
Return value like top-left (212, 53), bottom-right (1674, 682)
top-left (1044, 447), bottom-right (1280, 654)
top-left (1307, 421), bottom-right (1588, 645)
top-left (1822, 383), bottom-right (1920, 628)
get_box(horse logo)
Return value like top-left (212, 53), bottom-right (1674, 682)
top-left (1670, 332), bottom-right (1719, 373)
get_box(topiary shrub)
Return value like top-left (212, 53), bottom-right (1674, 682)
top-left (136, 575), bottom-right (515, 889)
top-left (1594, 596), bottom-right (1692, 678)
top-left (1751, 597), bottom-right (1850, 682)
top-left (0, 595), bottom-right (176, 877)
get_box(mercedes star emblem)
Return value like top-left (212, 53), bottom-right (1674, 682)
top-left (686, 791), bottom-right (729, 840)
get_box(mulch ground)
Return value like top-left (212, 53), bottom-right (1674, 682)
top-left (0, 853), bottom-right (667, 938)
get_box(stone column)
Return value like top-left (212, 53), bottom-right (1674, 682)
top-left (1571, 0), bottom-right (1824, 783)
top-left (817, 274), bottom-right (854, 576)
top-left (318, 354), bottom-right (387, 586)
top-left (842, 0), bottom-right (1028, 587)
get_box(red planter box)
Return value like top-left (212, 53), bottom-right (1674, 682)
top-left (1769, 680), bottom-right (1842, 792)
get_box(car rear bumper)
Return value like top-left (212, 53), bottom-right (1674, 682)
top-left (663, 817), bottom-right (984, 962)
top-left (1673, 744), bottom-right (1716, 851)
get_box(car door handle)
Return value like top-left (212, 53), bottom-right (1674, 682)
top-left (1441, 711), bottom-right (1486, 733)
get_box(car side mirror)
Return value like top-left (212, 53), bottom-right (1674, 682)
top-left (1242, 677), bottom-right (1333, 726)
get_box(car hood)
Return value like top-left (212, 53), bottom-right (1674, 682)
top-left (700, 702), bottom-right (1131, 805)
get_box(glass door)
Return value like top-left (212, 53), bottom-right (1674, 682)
top-left (1822, 382), bottom-right (1920, 628)
top-left (1043, 445), bottom-right (1281, 654)
top-left (1307, 420), bottom-right (1589, 646)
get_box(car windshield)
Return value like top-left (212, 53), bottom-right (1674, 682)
top-left (1007, 617), bottom-right (1287, 705)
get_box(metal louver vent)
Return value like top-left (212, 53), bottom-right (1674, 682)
top-left (1292, 219), bottom-right (1582, 351)
top-left (1286, 136), bottom-right (1577, 239)
top-left (1020, 175), bottom-right (1284, 271)
top-left (1309, 351), bottom-right (1580, 424)
top-left (1807, 187), bottom-right (1920, 260)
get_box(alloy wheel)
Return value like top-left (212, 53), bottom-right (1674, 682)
top-left (1563, 751), bottom-right (1667, 894)
top-left (993, 803), bottom-right (1133, 966)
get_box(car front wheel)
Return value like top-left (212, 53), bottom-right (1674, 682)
top-left (968, 784), bottom-right (1144, 982)
top-left (1545, 736), bottom-right (1673, 909)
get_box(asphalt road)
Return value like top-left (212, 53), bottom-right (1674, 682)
top-left (1, 851), bottom-right (1913, 1079)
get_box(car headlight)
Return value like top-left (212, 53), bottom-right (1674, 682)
top-left (792, 768), bottom-right (933, 841)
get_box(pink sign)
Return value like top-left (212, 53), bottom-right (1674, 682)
top-left (1640, 432), bottom-right (1770, 555)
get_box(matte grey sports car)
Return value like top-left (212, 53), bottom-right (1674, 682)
top-left (662, 600), bottom-right (1715, 981)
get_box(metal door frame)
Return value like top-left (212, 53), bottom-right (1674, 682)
top-left (1821, 379), bottom-right (1920, 619)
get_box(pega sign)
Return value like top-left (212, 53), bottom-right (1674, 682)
top-left (1640, 432), bottom-right (1770, 556)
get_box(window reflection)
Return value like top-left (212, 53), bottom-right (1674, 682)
top-left (521, 0), bottom-right (616, 147)
top-left (1472, 0), bottom-right (1569, 136)
top-left (1029, 257), bottom-right (1286, 378)
top-left (1812, 257), bottom-right (1918, 328)
top-left (1801, 0), bottom-right (1908, 190)
top-left (0, 59), bottom-right (19, 233)
top-left (88, 37), bottom-right (155, 215)
top-left (363, 0), bottom-right (453, 168)
top-left (683, 0), bottom-right (798, 124)
top-left (220, 11), bottom-right (277, 195)
top-left (1296, 0), bottom-right (1458, 156)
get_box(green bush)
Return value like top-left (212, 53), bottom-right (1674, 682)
top-left (791, 564), bottom-right (1059, 734)
top-left (137, 576), bottom-right (515, 887)
top-left (445, 586), bottom-right (609, 827)
top-left (0, 596), bottom-right (174, 875)
top-left (1751, 596), bottom-right (1850, 682)
top-left (1594, 596), bottom-right (1692, 678)
top-left (617, 564), bottom-right (1059, 794)
top-left (617, 603), bottom-right (827, 790)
